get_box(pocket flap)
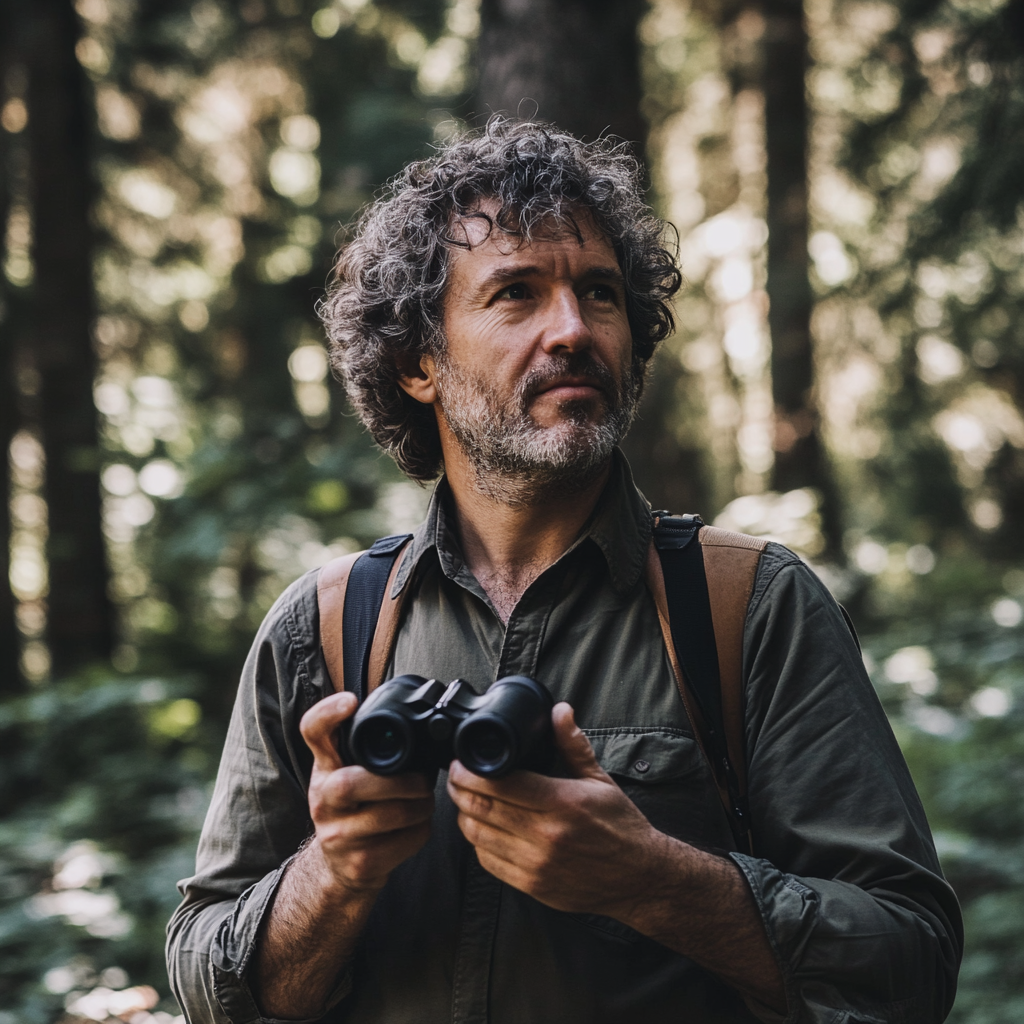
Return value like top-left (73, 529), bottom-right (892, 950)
top-left (583, 728), bottom-right (704, 782)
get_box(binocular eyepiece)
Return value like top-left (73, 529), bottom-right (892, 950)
top-left (341, 674), bottom-right (555, 779)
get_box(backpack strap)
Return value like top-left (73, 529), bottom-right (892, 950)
top-left (318, 516), bottom-right (767, 851)
top-left (316, 533), bottom-right (413, 700)
top-left (699, 525), bottom-right (769, 821)
top-left (645, 539), bottom-right (734, 833)
top-left (646, 514), bottom-right (767, 853)
top-left (317, 550), bottom-right (362, 693)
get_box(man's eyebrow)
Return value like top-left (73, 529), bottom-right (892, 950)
top-left (477, 263), bottom-right (626, 292)
top-left (584, 265), bottom-right (627, 284)
top-left (477, 265), bottom-right (543, 290)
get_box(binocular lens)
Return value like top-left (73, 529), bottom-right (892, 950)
top-left (457, 719), bottom-right (514, 775)
top-left (359, 714), bottom-right (410, 771)
top-left (346, 673), bottom-right (553, 778)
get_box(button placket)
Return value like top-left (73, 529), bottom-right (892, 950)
top-left (450, 561), bottom-right (564, 1024)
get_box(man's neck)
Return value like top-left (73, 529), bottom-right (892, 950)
top-left (442, 442), bottom-right (611, 623)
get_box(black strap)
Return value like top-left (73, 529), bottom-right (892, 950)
top-left (652, 515), bottom-right (724, 742)
top-left (653, 513), bottom-right (748, 846)
top-left (341, 533), bottom-right (412, 702)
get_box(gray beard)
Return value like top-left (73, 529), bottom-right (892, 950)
top-left (434, 351), bottom-right (644, 507)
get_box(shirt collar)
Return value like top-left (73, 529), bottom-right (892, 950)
top-left (584, 450), bottom-right (653, 593)
top-left (391, 449), bottom-right (652, 598)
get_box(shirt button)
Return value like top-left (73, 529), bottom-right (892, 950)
top-left (633, 759), bottom-right (650, 774)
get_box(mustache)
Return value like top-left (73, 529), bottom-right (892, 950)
top-left (517, 354), bottom-right (620, 406)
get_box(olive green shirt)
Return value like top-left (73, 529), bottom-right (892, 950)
top-left (167, 454), bottom-right (962, 1024)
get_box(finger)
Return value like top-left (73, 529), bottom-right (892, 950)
top-left (474, 845), bottom-right (538, 895)
top-left (321, 795), bottom-right (435, 839)
top-left (447, 775), bottom-right (532, 834)
top-left (328, 820), bottom-right (433, 891)
top-left (317, 766), bottom-right (434, 812)
top-left (300, 692), bottom-right (358, 771)
top-left (477, 852), bottom-right (522, 890)
top-left (372, 819), bottom-right (433, 862)
top-left (455, 808), bottom-right (530, 860)
top-left (552, 703), bottom-right (611, 781)
top-left (447, 759), bottom-right (559, 811)
top-left (456, 814), bottom-right (550, 890)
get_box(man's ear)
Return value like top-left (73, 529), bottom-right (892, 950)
top-left (397, 352), bottom-right (438, 405)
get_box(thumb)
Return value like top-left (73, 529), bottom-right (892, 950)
top-left (300, 691), bottom-right (358, 773)
top-left (552, 703), bottom-right (610, 781)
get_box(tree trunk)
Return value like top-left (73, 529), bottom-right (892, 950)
top-left (762, 0), bottom-right (811, 475)
top-left (476, 0), bottom-right (647, 146)
top-left (475, 0), bottom-right (712, 514)
top-left (25, 0), bottom-right (113, 674)
top-left (0, 41), bottom-right (22, 691)
top-left (761, 0), bottom-right (837, 529)
top-left (759, 0), bottom-right (840, 551)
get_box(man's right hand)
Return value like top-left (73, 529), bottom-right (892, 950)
top-left (253, 692), bottom-right (434, 1020)
top-left (300, 690), bottom-right (435, 894)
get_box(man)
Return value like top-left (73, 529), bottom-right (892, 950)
top-left (168, 119), bottom-right (962, 1024)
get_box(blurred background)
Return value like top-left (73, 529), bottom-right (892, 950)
top-left (1, 0), bottom-right (1023, 1020)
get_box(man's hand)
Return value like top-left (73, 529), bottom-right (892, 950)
top-left (447, 701), bottom-right (660, 919)
top-left (253, 692), bottom-right (434, 1020)
top-left (301, 691), bottom-right (435, 894)
top-left (448, 702), bottom-right (787, 1014)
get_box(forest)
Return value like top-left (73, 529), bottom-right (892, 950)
top-left (1, 0), bottom-right (1024, 1020)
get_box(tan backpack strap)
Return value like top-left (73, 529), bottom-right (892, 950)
top-left (316, 541), bottom-right (413, 694)
top-left (317, 551), bottom-right (363, 692)
top-left (697, 526), bottom-right (768, 803)
top-left (644, 540), bottom-right (734, 819)
top-left (366, 549), bottom-right (412, 695)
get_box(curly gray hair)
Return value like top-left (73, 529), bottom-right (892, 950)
top-left (318, 117), bottom-right (682, 481)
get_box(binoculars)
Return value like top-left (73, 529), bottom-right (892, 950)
top-left (341, 674), bottom-right (555, 779)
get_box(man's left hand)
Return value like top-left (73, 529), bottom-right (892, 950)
top-left (447, 702), bottom-right (667, 919)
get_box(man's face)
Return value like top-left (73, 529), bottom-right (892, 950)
top-left (433, 204), bottom-right (641, 496)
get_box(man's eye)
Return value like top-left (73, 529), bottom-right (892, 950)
top-left (584, 284), bottom-right (617, 302)
top-left (497, 283), bottom-right (527, 300)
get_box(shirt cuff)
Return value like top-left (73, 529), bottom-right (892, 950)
top-left (208, 862), bottom-right (285, 1023)
top-left (208, 855), bottom-right (354, 1024)
top-left (730, 852), bottom-right (904, 1024)
top-left (729, 852), bottom-right (811, 1024)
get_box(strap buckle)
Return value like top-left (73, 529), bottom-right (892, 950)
top-left (652, 513), bottom-right (704, 551)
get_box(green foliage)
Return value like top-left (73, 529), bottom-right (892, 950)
top-left (2, 0), bottom-right (458, 1019)
top-left (3, 0), bottom-right (1024, 1021)
top-left (87, 0), bottom-right (456, 710)
top-left (810, 0), bottom-right (1024, 1003)
top-left (861, 556), bottom-right (1024, 1022)
top-left (0, 673), bottom-right (213, 1021)
top-left (808, 0), bottom-right (1024, 563)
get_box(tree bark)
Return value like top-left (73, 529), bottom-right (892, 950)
top-left (476, 0), bottom-right (647, 147)
top-left (475, 0), bottom-right (712, 514)
top-left (760, 0), bottom-right (840, 550)
top-left (762, 0), bottom-right (812, 478)
top-left (0, 23), bottom-right (23, 691)
top-left (25, 0), bottom-right (113, 674)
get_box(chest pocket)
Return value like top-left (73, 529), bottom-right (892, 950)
top-left (569, 727), bottom-right (728, 946)
top-left (584, 727), bottom-right (735, 853)
top-left (586, 727), bottom-right (703, 781)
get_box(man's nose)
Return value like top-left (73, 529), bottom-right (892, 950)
top-left (539, 289), bottom-right (593, 354)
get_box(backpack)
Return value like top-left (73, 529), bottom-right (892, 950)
top-left (316, 515), bottom-right (768, 854)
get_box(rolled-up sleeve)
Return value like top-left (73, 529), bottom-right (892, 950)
top-left (167, 570), bottom-right (332, 1024)
top-left (735, 546), bottom-right (963, 1024)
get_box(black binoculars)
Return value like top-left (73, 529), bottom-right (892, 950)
top-left (341, 674), bottom-right (555, 779)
